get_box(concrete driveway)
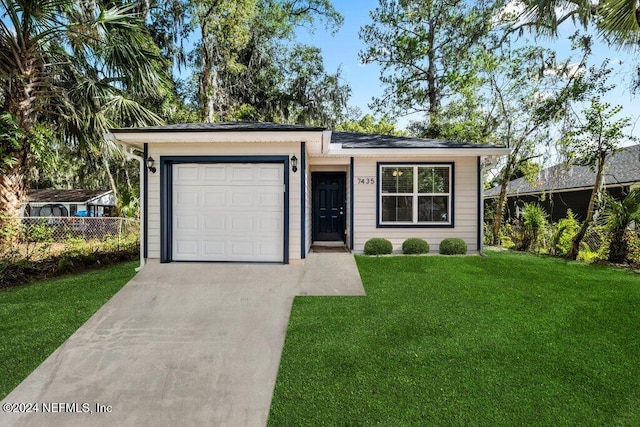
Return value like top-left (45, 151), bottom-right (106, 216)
top-left (1, 253), bottom-right (364, 427)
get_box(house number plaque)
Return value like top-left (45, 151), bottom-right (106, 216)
top-left (356, 177), bottom-right (375, 185)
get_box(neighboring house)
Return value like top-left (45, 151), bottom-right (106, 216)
top-left (21, 189), bottom-right (116, 217)
top-left (107, 122), bottom-right (509, 263)
top-left (485, 144), bottom-right (640, 222)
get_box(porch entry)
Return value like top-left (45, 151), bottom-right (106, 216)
top-left (312, 172), bottom-right (346, 242)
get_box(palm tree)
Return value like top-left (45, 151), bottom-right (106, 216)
top-left (597, 0), bottom-right (640, 45)
top-left (599, 188), bottom-right (640, 264)
top-left (512, 0), bottom-right (640, 46)
top-left (0, 0), bottom-right (167, 218)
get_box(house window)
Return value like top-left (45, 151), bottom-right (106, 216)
top-left (379, 164), bottom-right (453, 226)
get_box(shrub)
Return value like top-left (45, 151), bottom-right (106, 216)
top-left (439, 238), bottom-right (467, 255)
top-left (499, 223), bottom-right (516, 249)
top-left (0, 232), bottom-right (139, 289)
top-left (551, 209), bottom-right (580, 256)
top-left (402, 238), bottom-right (430, 254)
top-left (626, 231), bottom-right (640, 267)
top-left (577, 229), bottom-right (608, 264)
top-left (501, 236), bottom-right (516, 250)
top-left (56, 256), bottom-right (74, 273)
top-left (364, 238), bottom-right (393, 255)
top-left (579, 247), bottom-right (601, 264)
top-left (598, 189), bottom-right (640, 264)
top-left (521, 203), bottom-right (548, 251)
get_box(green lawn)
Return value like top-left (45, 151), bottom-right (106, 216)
top-left (269, 251), bottom-right (640, 426)
top-left (0, 262), bottom-right (137, 400)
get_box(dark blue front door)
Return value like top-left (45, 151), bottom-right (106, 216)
top-left (312, 172), bottom-right (346, 242)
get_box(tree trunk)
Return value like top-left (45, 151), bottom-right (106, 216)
top-left (2, 58), bottom-right (37, 219)
top-left (123, 158), bottom-right (133, 196)
top-left (568, 155), bottom-right (606, 260)
top-left (0, 164), bottom-right (27, 247)
top-left (568, 220), bottom-right (589, 261)
top-left (426, 19), bottom-right (438, 115)
top-left (103, 156), bottom-right (119, 202)
top-left (199, 47), bottom-right (219, 123)
top-left (1, 111), bottom-right (32, 221)
top-left (0, 166), bottom-right (27, 218)
top-left (608, 228), bottom-right (628, 264)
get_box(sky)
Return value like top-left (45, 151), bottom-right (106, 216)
top-left (294, 0), bottom-right (640, 140)
top-left (295, 0), bottom-right (386, 122)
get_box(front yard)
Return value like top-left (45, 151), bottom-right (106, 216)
top-left (269, 251), bottom-right (640, 425)
top-left (0, 262), bottom-right (137, 400)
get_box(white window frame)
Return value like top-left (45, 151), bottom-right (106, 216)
top-left (378, 163), bottom-right (453, 227)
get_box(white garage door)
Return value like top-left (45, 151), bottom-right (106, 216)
top-left (172, 163), bottom-right (284, 262)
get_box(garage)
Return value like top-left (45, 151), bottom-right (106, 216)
top-left (170, 162), bottom-right (285, 262)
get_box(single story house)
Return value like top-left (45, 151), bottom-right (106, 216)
top-left (107, 122), bottom-right (509, 264)
top-left (485, 144), bottom-right (640, 222)
top-left (21, 189), bottom-right (116, 217)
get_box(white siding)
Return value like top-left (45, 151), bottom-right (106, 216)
top-left (146, 141), bottom-right (483, 260)
top-left (147, 142), bottom-right (302, 260)
top-left (352, 156), bottom-right (480, 253)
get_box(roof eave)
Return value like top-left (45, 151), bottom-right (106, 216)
top-left (85, 190), bottom-right (114, 204)
top-left (105, 130), bottom-right (324, 148)
top-left (321, 146), bottom-right (511, 157)
top-left (109, 125), bottom-right (326, 133)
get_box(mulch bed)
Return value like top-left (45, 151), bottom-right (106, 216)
top-left (0, 249), bottom-right (139, 290)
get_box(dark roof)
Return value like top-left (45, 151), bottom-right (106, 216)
top-left (110, 121), bottom-right (508, 151)
top-left (111, 121), bottom-right (325, 133)
top-left (332, 131), bottom-right (504, 149)
top-left (26, 189), bottom-right (113, 204)
top-left (485, 144), bottom-right (640, 197)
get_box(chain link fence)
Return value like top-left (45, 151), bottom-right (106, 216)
top-left (1, 217), bottom-right (139, 263)
top-left (582, 228), bottom-right (605, 252)
top-left (1, 217), bottom-right (140, 287)
top-left (20, 217), bottom-right (139, 242)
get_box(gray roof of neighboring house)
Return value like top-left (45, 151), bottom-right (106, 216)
top-left (110, 122), bottom-right (325, 133)
top-left (485, 144), bottom-right (640, 197)
top-left (332, 131), bottom-right (503, 149)
top-left (26, 189), bottom-right (114, 204)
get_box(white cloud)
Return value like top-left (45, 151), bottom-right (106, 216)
top-left (543, 62), bottom-right (585, 79)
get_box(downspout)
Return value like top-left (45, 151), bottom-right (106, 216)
top-left (479, 156), bottom-right (486, 257)
top-left (106, 134), bottom-right (145, 272)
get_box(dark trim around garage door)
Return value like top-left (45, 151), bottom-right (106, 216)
top-left (159, 155), bottom-right (290, 264)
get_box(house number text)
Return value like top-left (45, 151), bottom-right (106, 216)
top-left (357, 177), bottom-right (375, 185)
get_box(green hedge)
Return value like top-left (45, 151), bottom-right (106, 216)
top-left (1, 235), bottom-right (139, 289)
top-left (439, 238), bottom-right (467, 255)
top-left (364, 238), bottom-right (393, 255)
top-left (402, 238), bottom-right (430, 254)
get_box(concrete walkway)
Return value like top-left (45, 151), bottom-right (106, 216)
top-left (1, 253), bottom-right (364, 427)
